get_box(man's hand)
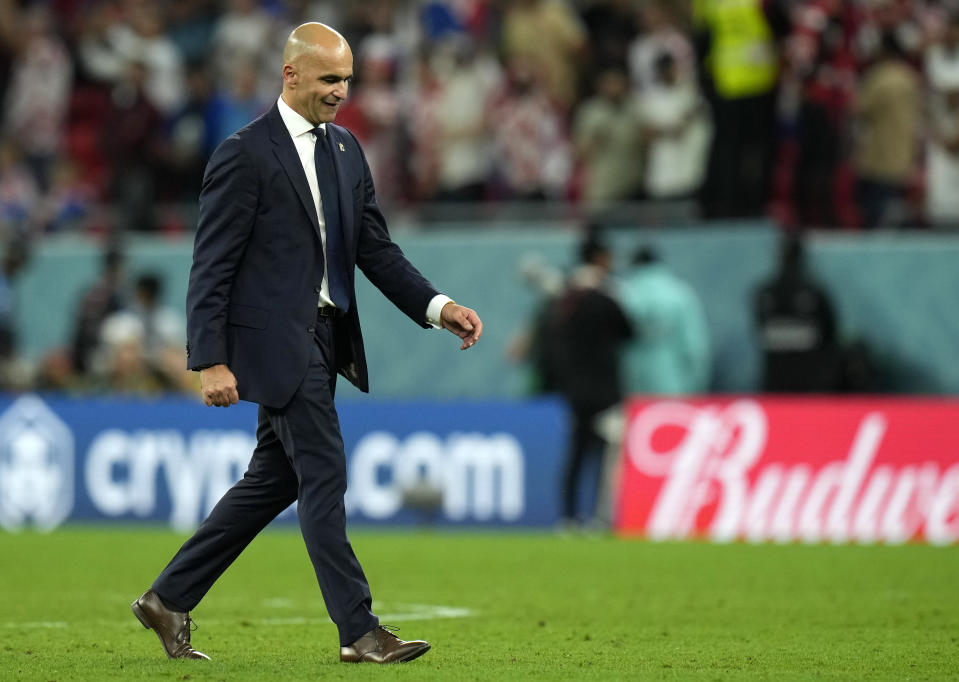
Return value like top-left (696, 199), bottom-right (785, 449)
top-left (200, 364), bottom-right (239, 407)
top-left (440, 302), bottom-right (483, 350)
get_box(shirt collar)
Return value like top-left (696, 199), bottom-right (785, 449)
top-left (277, 95), bottom-right (325, 138)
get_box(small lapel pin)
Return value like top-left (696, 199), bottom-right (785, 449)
top-left (338, 142), bottom-right (345, 152)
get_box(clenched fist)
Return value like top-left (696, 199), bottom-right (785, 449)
top-left (200, 364), bottom-right (239, 407)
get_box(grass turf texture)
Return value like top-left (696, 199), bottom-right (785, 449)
top-left (1, 528), bottom-right (957, 681)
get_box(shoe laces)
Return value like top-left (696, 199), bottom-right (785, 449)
top-left (173, 616), bottom-right (199, 648)
top-left (376, 624), bottom-right (402, 644)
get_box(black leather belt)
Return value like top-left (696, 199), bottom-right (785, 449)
top-left (317, 306), bottom-right (344, 318)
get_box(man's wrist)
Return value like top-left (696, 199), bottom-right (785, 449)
top-left (425, 294), bottom-right (454, 329)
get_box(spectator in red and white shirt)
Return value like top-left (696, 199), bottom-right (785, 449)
top-left (490, 57), bottom-right (571, 201)
top-left (1, 5), bottom-right (72, 191)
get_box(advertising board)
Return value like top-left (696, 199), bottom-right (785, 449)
top-left (616, 398), bottom-right (959, 544)
top-left (0, 395), bottom-right (567, 531)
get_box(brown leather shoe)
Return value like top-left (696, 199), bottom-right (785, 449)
top-left (131, 589), bottom-right (211, 661)
top-left (340, 625), bottom-right (430, 663)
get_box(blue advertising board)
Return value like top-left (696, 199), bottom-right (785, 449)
top-left (0, 394), bottom-right (570, 531)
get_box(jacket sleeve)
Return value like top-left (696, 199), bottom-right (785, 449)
top-left (185, 134), bottom-right (259, 369)
top-left (351, 135), bottom-right (439, 327)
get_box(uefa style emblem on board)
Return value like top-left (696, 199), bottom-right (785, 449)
top-left (0, 395), bottom-right (74, 531)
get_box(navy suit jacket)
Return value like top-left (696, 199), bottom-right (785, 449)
top-left (185, 103), bottom-right (440, 408)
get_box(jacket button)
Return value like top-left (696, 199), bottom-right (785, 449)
top-left (314, 286), bottom-right (321, 293)
top-left (307, 326), bottom-right (315, 333)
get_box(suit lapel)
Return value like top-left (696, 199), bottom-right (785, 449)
top-left (267, 105), bottom-right (322, 240)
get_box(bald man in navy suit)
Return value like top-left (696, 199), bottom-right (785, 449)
top-left (131, 22), bottom-right (482, 665)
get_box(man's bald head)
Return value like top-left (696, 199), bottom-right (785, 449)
top-left (283, 22), bottom-right (350, 65)
top-left (280, 22), bottom-right (354, 125)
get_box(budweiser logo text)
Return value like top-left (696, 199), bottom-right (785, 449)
top-left (618, 399), bottom-right (959, 545)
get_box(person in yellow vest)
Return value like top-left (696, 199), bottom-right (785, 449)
top-left (692, 0), bottom-right (789, 218)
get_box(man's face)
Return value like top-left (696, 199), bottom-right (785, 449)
top-left (285, 47), bottom-right (353, 124)
top-left (598, 71), bottom-right (627, 102)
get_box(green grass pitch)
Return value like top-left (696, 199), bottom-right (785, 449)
top-left (1, 527), bottom-right (958, 680)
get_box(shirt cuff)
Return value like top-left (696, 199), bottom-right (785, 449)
top-left (425, 294), bottom-right (454, 329)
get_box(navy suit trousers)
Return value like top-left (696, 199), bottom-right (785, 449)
top-left (152, 314), bottom-right (379, 646)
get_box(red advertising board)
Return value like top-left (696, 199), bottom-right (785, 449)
top-left (615, 398), bottom-right (959, 544)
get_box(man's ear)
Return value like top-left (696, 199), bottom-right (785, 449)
top-left (282, 64), bottom-right (297, 87)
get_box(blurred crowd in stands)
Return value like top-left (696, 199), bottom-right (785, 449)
top-left (0, 243), bottom-right (194, 394)
top-left (2, 0), bottom-right (959, 240)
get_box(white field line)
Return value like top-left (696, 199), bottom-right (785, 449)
top-left (3, 621), bottom-right (68, 628)
top-left (253, 601), bottom-right (475, 626)
top-left (3, 603), bottom-right (475, 629)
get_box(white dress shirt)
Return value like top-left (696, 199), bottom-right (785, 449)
top-left (276, 96), bottom-right (451, 326)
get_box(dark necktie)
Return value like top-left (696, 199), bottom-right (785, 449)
top-left (311, 126), bottom-right (350, 312)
